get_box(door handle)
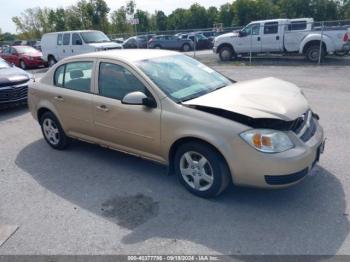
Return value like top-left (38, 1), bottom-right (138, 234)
top-left (72, 49), bottom-right (74, 53)
top-left (54, 96), bottom-right (64, 102)
top-left (276, 36), bottom-right (280, 40)
top-left (257, 37), bottom-right (261, 41)
top-left (63, 49), bottom-right (65, 53)
top-left (96, 105), bottom-right (109, 112)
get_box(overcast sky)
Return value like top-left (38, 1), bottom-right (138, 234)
top-left (0, 0), bottom-right (231, 33)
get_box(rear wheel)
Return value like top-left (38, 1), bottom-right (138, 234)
top-left (305, 45), bottom-right (325, 62)
top-left (219, 46), bottom-right (234, 61)
top-left (154, 45), bottom-right (162, 49)
top-left (174, 142), bottom-right (231, 198)
top-left (40, 112), bottom-right (69, 150)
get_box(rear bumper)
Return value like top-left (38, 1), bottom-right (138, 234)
top-left (342, 43), bottom-right (350, 51)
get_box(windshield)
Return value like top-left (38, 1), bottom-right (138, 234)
top-left (136, 55), bottom-right (232, 102)
top-left (14, 46), bottom-right (38, 54)
top-left (81, 31), bottom-right (111, 43)
top-left (0, 58), bottom-right (10, 69)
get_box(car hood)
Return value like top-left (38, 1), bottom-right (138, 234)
top-left (216, 32), bottom-right (239, 40)
top-left (88, 42), bottom-right (123, 48)
top-left (0, 66), bottom-right (30, 86)
top-left (183, 77), bottom-right (309, 121)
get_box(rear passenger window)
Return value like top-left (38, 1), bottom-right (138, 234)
top-left (288, 21), bottom-right (307, 31)
top-left (54, 62), bottom-right (93, 93)
top-left (57, 34), bottom-right (63, 45)
top-left (98, 63), bottom-right (146, 100)
top-left (63, 33), bottom-right (70, 45)
top-left (264, 22), bottom-right (279, 34)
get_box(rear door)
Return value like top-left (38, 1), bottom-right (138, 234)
top-left (92, 60), bottom-right (162, 160)
top-left (51, 60), bottom-right (95, 136)
top-left (261, 21), bottom-right (283, 52)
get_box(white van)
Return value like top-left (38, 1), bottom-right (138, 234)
top-left (41, 30), bottom-right (123, 66)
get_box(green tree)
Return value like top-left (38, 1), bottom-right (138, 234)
top-left (111, 6), bottom-right (131, 34)
top-left (219, 3), bottom-right (234, 26)
top-left (207, 6), bottom-right (219, 28)
top-left (187, 3), bottom-right (208, 28)
top-left (155, 11), bottom-right (167, 31)
top-left (167, 8), bottom-right (190, 29)
top-left (135, 9), bottom-right (150, 32)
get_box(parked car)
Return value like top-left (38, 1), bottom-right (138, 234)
top-left (28, 49), bottom-right (325, 198)
top-left (148, 35), bottom-right (193, 51)
top-left (123, 36), bottom-right (148, 49)
top-left (41, 30), bottom-right (123, 66)
top-left (187, 33), bottom-right (214, 50)
top-left (0, 45), bottom-right (47, 69)
top-left (0, 57), bottom-right (32, 106)
top-left (112, 38), bottom-right (124, 44)
top-left (214, 18), bottom-right (350, 62)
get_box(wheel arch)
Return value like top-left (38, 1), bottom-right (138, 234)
top-left (217, 43), bottom-right (235, 54)
top-left (300, 35), bottom-right (333, 54)
top-left (168, 136), bottom-right (231, 180)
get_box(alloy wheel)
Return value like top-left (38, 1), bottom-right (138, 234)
top-left (179, 151), bottom-right (214, 191)
top-left (42, 118), bottom-right (60, 145)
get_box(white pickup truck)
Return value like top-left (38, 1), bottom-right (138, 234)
top-left (213, 18), bottom-right (350, 62)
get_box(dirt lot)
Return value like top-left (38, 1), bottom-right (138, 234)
top-left (0, 57), bottom-right (350, 255)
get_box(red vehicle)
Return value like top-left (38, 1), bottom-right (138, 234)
top-left (0, 45), bottom-right (47, 69)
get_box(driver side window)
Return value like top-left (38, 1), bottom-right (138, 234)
top-left (98, 62), bottom-right (147, 100)
top-left (242, 24), bottom-right (260, 36)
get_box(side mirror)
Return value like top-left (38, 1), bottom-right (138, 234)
top-left (75, 39), bottom-right (82, 45)
top-left (238, 31), bottom-right (247, 37)
top-left (122, 91), bottom-right (157, 108)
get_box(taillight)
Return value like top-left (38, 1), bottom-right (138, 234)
top-left (344, 33), bottom-right (349, 42)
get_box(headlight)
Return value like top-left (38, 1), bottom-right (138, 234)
top-left (240, 129), bottom-right (294, 153)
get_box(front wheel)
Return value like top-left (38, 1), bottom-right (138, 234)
top-left (219, 46), bottom-right (234, 61)
top-left (174, 142), bottom-right (231, 198)
top-left (182, 43), bottom-right (191, 52)
top-left (40, 112), bottom-right (69, 150)
top-left (19, 60), bottom-right (27, 69)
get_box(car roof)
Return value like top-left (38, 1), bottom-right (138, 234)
top-left (43, 30), bottom-right (100, 35)
top-left (69, 49), bottom-right (180, 63)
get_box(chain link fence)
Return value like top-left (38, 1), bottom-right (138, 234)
top-left (108, 19), bottom-right (350, 66)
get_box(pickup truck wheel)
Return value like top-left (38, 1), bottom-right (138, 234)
top-left (219, 46), bottom-right (234, 61)
top-left (306, 45), bottom-right (325, 62)
top-left (174, 142), bottom-right (231, 198)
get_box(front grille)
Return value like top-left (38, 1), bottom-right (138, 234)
top-left (265, 168), bottom-right (309, 185)
top-left (293, 110), bottom-right (318, 142)
top-left (0, 84), bottom-right (28, 103)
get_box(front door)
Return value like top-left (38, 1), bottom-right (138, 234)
top-left (236, 23), bottom-right (262, 53)
top-left (71, 33), bottom-right (84, 56)
top-left (57, 33), bottom-right (71, 60)
top-left (92, 60), bottom-right (162, 160)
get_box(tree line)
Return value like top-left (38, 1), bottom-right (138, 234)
top-left (2, 0), bottom-right (350, 40)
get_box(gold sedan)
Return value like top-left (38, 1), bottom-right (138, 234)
top-left (28, 49), bottom-right (325, 198)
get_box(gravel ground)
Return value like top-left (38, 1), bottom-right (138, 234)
top-left (0, 55), bottom-right (350, 256)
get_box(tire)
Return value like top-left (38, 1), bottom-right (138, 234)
top-left (305, 45), bottom-right (325, 62)
top-left (19, 60), bottom-right (27, 69)
top-left (154, 45), bottom-right (162, 49)
top-left (40, 112), bottom-right (69, 150)
top-left (48, 56), bottom-right (57, 67)
top-left (335, 51), bottom-right (349, 56)
top-left (219, 46), bottom-right (234, 61)
top-left (174, 142), bottom-right (231, 198)
top-left (182, 43), bottom-right (191, 52)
